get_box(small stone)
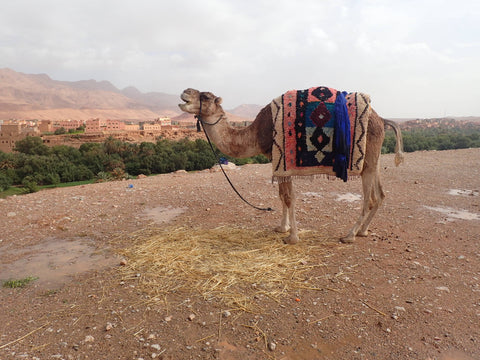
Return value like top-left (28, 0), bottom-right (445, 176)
top-left (7, 212), bottom-right (16, 217)
top-left (394, 306), bottom-right (406, 312)
top-left (188, 314), bottom-right (196, 321)
top-left (222, 310), bottom-right (231, 318)
top-left (435, 286), bottom-right (450, 293)
top-left (105, 323), bottom-right (113, 331)
top-left (151, 344), bottom-right (161, 351)
top-left (119, 258), bottom-right (128, 266)
top-left (268, 342), bottom-right (277, 351)
top-left (164, 315), bottom-right (172, 322)
top-left (84, 335), bottom-right (94, 343)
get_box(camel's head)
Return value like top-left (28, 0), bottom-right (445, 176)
top-left (179, 88), bottom-right (223, 117)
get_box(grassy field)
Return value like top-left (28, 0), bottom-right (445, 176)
top-left (0, 179), bottom-right (95, 199)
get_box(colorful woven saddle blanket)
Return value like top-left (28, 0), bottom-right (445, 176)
top-left (271, 86), bottom-right (371, 182)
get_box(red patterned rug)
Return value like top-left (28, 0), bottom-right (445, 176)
top-left (271, 86), bottom-right (371, 182)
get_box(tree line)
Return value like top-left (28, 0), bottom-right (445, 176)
top-left (0, 136), bottom-right (269, 192)
top-left (1, 126), bottom-right (479, 193)
top-left (382, 127), bottom-right (480, 153)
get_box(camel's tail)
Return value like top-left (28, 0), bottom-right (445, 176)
top-left (383, 119), bottom-right (405, 166)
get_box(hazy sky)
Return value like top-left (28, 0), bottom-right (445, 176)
top-left (1, 0), bottom-right (479, 118)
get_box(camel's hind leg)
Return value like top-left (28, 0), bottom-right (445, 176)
top-left (341, 109), bottom-right (385, 244)
top-left (275, 180), bottom-right (299, 244)
top-left (357, 169), bottom-right (385, 236)
top-left (340, 171), bottom-right (383, 243)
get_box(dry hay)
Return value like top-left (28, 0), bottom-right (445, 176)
top-left (119, 227), bottom-right (333, 310)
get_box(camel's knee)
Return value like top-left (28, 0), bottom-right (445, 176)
top-left (278, 182), bottom-right (295, 207)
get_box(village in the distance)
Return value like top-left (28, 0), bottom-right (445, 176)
top-left (0, 116), bottom-right (201, 153)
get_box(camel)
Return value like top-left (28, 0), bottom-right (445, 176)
top-left (179, 88), bottom-right (404, 244)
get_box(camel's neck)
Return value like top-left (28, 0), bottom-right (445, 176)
top-left (200, 105), bottom-right (272, 159)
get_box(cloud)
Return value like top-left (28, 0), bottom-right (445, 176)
top-left (1, 0), bottom-right (479, 117)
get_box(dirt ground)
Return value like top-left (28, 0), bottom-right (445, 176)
top-left (0, 148), bottom-right (479, 360)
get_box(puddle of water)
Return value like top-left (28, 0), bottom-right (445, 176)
top-left (335, 193), bottom-right (362, 202)
top-left (144, 206), bottom-right (186, 224)
top-left (448, 189), bottom-right (479, 197)
top-left (424, 206), bottom-right (480, 221)
top-left (0, 238), bottom-right (114, 287)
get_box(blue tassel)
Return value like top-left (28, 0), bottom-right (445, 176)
top-left (333, 91), bottom-right (351, 182)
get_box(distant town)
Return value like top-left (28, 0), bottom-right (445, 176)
top-left (0, 117), bottom-right (182, 153)
top-left (0, 117), bottom-right (253, 153)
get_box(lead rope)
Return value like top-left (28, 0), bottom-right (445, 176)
top-left (195, 112), bottom-right (273, 212)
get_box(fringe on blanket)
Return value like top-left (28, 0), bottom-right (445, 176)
top-left (272, 174), bottom-right (361, 184)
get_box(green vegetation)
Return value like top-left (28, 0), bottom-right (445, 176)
top-left (1, 126), bottom-right (477, 195)
top-left (382, 127), bottom-right (480, 154)
top-left (0, 136), bottom-right (269, 194)
top-left (2, 276), bottom-right (39, 288)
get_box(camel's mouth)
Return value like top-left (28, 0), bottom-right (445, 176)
top-left (179, 90), bottom-right (198, 112)
top-left (178, 93), bottom-right (190, 110)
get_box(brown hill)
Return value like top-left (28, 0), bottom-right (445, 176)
top-left (0, 68), bottom-right (181, 121)
top-left (229, 104), bottom-right (264, 120)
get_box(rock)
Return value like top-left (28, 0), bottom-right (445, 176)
top-left (105, 323), bottom-right (113, 331)
top-left (84, 335), bottom-right (94, 343)
top-left (435, 286), bottom-right (450, 293)
top-left (164, 315), bottom-right (172, 322)
top-left (268, 342), bottom-right (277, 351)
top-left (151, 344), bottom-right (161, 351)
top-left (222, 310), bottom-right (231, 318)
top-left (188, 314), bottom-right (196, 321)
top-left (137, 174), bottom-right (147, 179)
top-left (7, 212), bottom-right (16, 217)
top-left (119, 258), bottom-right (128, 266)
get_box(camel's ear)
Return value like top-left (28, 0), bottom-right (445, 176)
top-left (215, 97), bottom-right (223, 105)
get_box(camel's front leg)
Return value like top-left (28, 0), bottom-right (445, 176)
top-left (276, 180), bottom-right (299, 244)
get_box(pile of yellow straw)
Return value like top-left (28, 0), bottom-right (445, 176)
top-left (119, 227), bottom-right (330, 310)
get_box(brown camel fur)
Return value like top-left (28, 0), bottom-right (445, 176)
top-left (179, 88), bottom-right (404, 244)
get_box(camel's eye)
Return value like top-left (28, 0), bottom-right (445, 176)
top-left (200, 93), bottom-right (214, 102)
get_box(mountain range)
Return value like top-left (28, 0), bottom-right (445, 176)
top-left (0, 68), bottom-right (261, 122)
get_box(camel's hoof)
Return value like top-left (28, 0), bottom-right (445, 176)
top-left (357, 230), bottom-right (369, 237)
top-left (283, 234), bottom-right (299, 245)
top-left (274, 226), bottom-right (290, 234)
top-left (340, 236), bottom-right (355, 244)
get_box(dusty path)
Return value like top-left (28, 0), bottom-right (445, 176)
top-left (0, 148), bottom-right (479, 359)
